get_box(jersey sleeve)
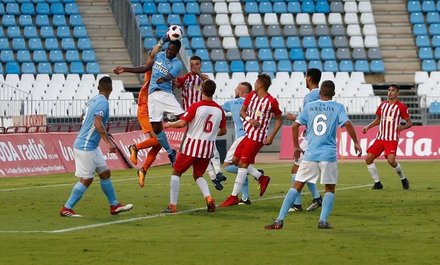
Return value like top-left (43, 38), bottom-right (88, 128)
top-left (270, 98), bottom-right (282, 116)
top-left (180, 103), bottom-right (197, 123)
top-left (296, 106), bottom-right (308, 125)
top-left (337, 104), bottom-right (350, 127)
top-left (94, 99), bottom-right (107, 118)
top-left (220, 108), bottom-right (227, 129)
top-left (222, 100), bottom-right (231, 113)
top-left (399, 103), bottom-right (410, 120)
top-left (243, 91), bottom-right (253, 107)
top-left (376, 101), bottom-right (384, 116)
top-left (169, 60), bottom-right (183, 78)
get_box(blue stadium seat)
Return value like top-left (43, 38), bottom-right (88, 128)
top-left (36, 3), bottom-right (50, 15)
top-left (77, 38), bottom-right (92, 50)
top-left (410, 12), bottom-right (424, 24)
top-left (151, 14), bottom-right (166, 26)
top-left (419, 47), bottom-right (434, 59)
top-left (190, 37), bottom-right (205, 49)
top-left (302, 36), bottom-right (317, 48)
top-left (270, 37), bottom-right (285, 48)
top-left (28, 38), bottom-right (43, 50)
top-left (7, 26), bottom-right (21, 38)
top-left (6, 62), bottom-right (20, 74)
top-left (255, 37), bottom-right (269, 49)
top-left (278, 60), bottom-right (292, 72)
top-left (261, 60), bottom-right (276, 73)
top-left (36, 15), bottom-right (50, 26)
top-left (73, 26), bottom-right (88, 38)
top-left (143, 37), bottom-right (156, 49)
top-left (324, 60), bottom-right (338, 72)
top-left (238, 36), bottom-right (253, 49)
top-left (259, 2), bottom-right (273, 13)
top-left (6, 3), bottom-right (20, 15)
top-left (407, 1), bottom-right (421, 12)
top-left (17, 50), bottom-right (31, 62)
top-left (293, 60), bottom-right (307, 72)
top-left (0, 3), bottom-right (4, 16)
top-left (434, 47), bottom-right (440, 58)
top-left (172, 3), bottom-right (185, 14)
top-left (308, 60), bottom-right (322, 71)
top-left (167, 14), bottom-right (181, 25)
top-left (40, 26), bottom-right (55, 38)
top-left (355, 60), bottom-right (370, 72)
top-left (66, 50), bottom-right (80, 62)
top-left (316, 0), bottom-right (330, 13)
top-left (429, 101), bottom-right (440, 114)
top-left (12, 38), bottom-right (26, 50)
top-left (318, 36), bottom-right (333, 48)
top-left (339, 60), bottom-right (354, 72)
top-left (65, 3), bottom-right (80, 15)
top-left (49, 50), bottom-right (64, 62)
top-left (140, 26), bottom-right (154, 38)
top-left (70, 15), bottom-right (84, 26)
top-left (61, 38), bottom-right (76, 50)
top-left (2, 15), bottom-right (16, 27)
top-left (19, 15), bottom-right (33, 26)
top-left (286, 36), bottom-right (301, 48)
top-left (422, 59), bottom-right (437, 71)
top-left (155, 25), bottom-right (168, 38)
top-left (70, 61), bottom-right (84, 74)
top-left (33, 50), bottom-right (48, 63)
top-left (370, 60), bottom-right (385, 73)
top-left (305, 48), bottom-right (320, 60)
top-left (290, 48), bottom-right (305, 60)
top-left (183, 14), bottom-right (198, 26)
top-left (413, 24), bottom-right (428, 35)
top-left (416, 35), bottom-right (431, 47)
top-left (180, 37), bottom-right (189, 48)
top-left (186, 2), bottom-right (200, 14)
top-left (37, 62), bottom-right (51, 74)
top-left (57, 26), bottom-right (71, 38)
top-left (53, 62), bottom-right (68, 74)
top-left (53, 15), bottom-right (67, 26)
top-left (274, 48), bottom-right (288, 60)
top-left (21, 62), bottom-right (36, 74)
top-left (427, 12), bottom-right (440, 24)
top-left (430, 24), bottom-right (440, 35)
top-left (51, 3), bottom-right (65, 15)
top-left (422, 1), bottom-right (436, 12)
top-left (321, 48), bottom-right (336, 60)
top-left (86, 62), bottom-right (100, 74)
top-left (258, 49), bottom-right (273, 60)
top-left (244, 2), bottom-right (258, 13)
top-left (287, 2), bottom-right (301, 13)
top-left (245, 61), bottom-right (260, 72)
top-left (136, 15), bottom-right (149, 26)
top-left (230, 60), bottom-right (245, 72)
top-left (195, 49), bottom-right (209, 60)
top-left (158, 3), bottom-right (172, 14)
top-left (142, 3), bottom-right (156, 15)
top-left (23, 26), bottom-right (38, 38)
top-left (302, 1), bottom-right (316, 13)
top-left (1, 50), bottom-right (15, 62)
top-left (0, 63), bottom-right (3, 74)
top-left (273, 2), bottom-right (287, 14)
top-left (214, 61), bottom-right (229, 73)
top-left (201, 61), bottom-right (213, 73)
top-left (0, 38), bottom-right (10, 50)
top-left (187, 25), bottom-right (202, 38)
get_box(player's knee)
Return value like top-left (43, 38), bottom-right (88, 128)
top-left (80, 178), bottom-right (94, 187)
top-left (99, 169), bottom-right (111, 179)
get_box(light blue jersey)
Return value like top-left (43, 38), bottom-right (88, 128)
top-left (149, 51), bottom-right (183, 94)
top-left (222, 97), bottom-right (245, 138)
top-left (74, 94), bottom-right (109, 151)
top-left (304, 88), bottom-right (320, 106)
top-left (297, 100), bottom-right (349, 162)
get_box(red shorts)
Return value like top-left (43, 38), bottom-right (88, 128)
top-left (173, 153), bottom-right (210, 179)
top-left (367, 139), bottom-right (398, 158)
top-left (233, 137), bottom-right (264, 165)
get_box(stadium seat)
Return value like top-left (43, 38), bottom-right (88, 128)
top-left (273, 2), bottom-right (287, 14)
top-left (203, 25), bottom-right (218, 37)
top-left (21, 2), bottom-right (35, 15)
top-left (187, 25), bottom-right (202, 38)
top-left (230, 61), bottom-right (245, 72)
top-left (69, 15), bottom-right (84, 26)
top-left (370, 60), bottom-right (385, 73)
top-left (82, 50), bottom-right (96, 62)
top-left (186, 2), bottom-right (200, 14)
top-left (413, 24), bottom-right (428, 36)
top-left (339, 60), bottom-right (354, 72)
top-left (355, 60), bottom-right (370, 72)
top-left (305, 48), bottom-right (320, 60)
top-left (65, 3), bottom-right (80, 15)
top-left (324, 60), bottom-right (338, 72)
top-left (6, 3), bottom-right (20, 15)
top-left (245, 61), bottom-right (260, 72)
top-left (214, 61), bottom-right (229, 73)
top-left (12, 38), bottom-right (27, 51)
top-left (201, 61), bottom-right (213, 73)
top-left (302, 36), bottom-right (317, 48)
top-left (73, 26), bottom-right (88, 38)
top-left (172, 2), bottom-right (185, 14)
top-left (200, 2), bottom-right (214, 14)
top-left (140, 26), bottom-right (154, 38)
top-left (17, 50), bottom-right (31, 62)
top-left (53, 15), bottom-right (67, 26)
top-left (280, 13), bottom-right (294, 25)
top-left (70, 61), bottom-right (84, 74)
top-left (1, 50), bottom-right (15, 62)
top-left (6, 62), bottom-right (20, 74)
top-left (7, 26), bottom-right (21, 38)
top-left (151, 14), bottom-right (166, 26)
top-left (199, 14), bottom-right (213, 25)
top-left (290, 48), bottom-right (305, 60)
top-left (21, 62), bottom-right (36, 74)
top-left (207, 37), bottom-right (222, 49)
top-left (36, 15), bottom-right (50, 26)
top-left (222, 37), bottom-right (237, 49)
top-left (234, 25), bottom-right (249, 37)
top-left (38, 62), bottom-right (52, 74)
top-left (318, 36), bottom-right (333, 48)
top-left (0, 38), bottom-right (10, 50)
top-left (255, 37), bottom-right (269, 49)
top-left (142, 2), bottom-right (156, 15)
top-left (422, 1), bottom-right (436, 12)
top-left (61, 38), bottom-right (76, 50)
top-left (259, 2), bottom-right (273, 13)
top-left (419, 47), bottom-right (434, 59)
top-left (241, 49), bottom-right (257, 61)
top-left (262, 61), bottom-right (276, 73)
top-left (422, 59), bottom-right (437, 71)
top-left (352, 48), bottom-right (368, 60)
top-left (321, 48), bottom-right (336, 60)
top-left (287, 2), bottom-right (301, 13)
top-left (77, 38), bottom-right (92, 50)
top-left (274, 48), bottom-right (288, 60)
top-left (51, 3), bottom-right (65, 15)
top-left (57, 26), bottom-right (71, 38)
top-left (2, 15), bottom-right (16, 27)
top-left (66, 50), bottom-right (80, 62)
top-left (86, 62), bottom-right (100, 74)
top-left (36, 3), bottom-right (50, 15)
top-left (158, 3), bottom-right (171, 14)
top-left (143, 38), bottom-right (156, 50)
top-left (302, 1), bottom-right (316, 13)
top-left (278, 60), bottom-right (292, 72)
top-left (49, 50), bottom-right (64, 62)
top-left (195, 49), bottom-right (209, 61)
top-left (316, 25), bottom-right (330, 36)
top-left (407, 1), bottom-right (422, 12)
top-left (286, 36), bottom-right (301, 48)
top-left (316, 1), bottom-right (330, 13)
top-left (271, 37), bottom-right (285, 49)
top-left (267, 25), bottom-right (282, 37)
top-left (40, 26), bottom-right (55, 38)
top-left (226, 48), bottom-right (241, 61)
top-left (293, 60), bottom-right (307, 72)
top-left (258, 49), bottom-right (273, 61)
top-left (190, 37), bottom-right (205, 49)
top-left (210, 49), bottom-right (225, 61)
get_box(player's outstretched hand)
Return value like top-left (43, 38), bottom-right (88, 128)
top-left (362, 126), bottom-right (368, 133)
top-left (163, 122), bottom-right (171, 129)
top-left (354, 143), bottom-right (362, 157)
top-left (286, 113), bottom-right (297, 121)
top-left (293, 147), bottom-right (303, 161)
top-left (160, 34), bottom-right (170, 43)
top-left (113, 66), bottom-right (124, 75)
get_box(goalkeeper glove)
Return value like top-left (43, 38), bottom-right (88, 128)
top-left (158, 34), bottom-right (170, 47)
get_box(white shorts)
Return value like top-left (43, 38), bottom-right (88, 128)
top-left (148, 90), bottom-right (185, 122)
top-left (295, 160), bottom-right (338, 185)
top-left (224, 135), bottom-right (245, 163)
top-left (74, 148), bottom-right (108, 179)
top-left (294, 139), bottom-right (308, 166)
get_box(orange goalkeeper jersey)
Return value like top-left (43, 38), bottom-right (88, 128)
top-left (138, 70), bottom-right (153, 133)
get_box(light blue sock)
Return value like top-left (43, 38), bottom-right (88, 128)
top-left (319, 192), bottom-right (335, 222)
top-left (291, 173), bottom-right (296, 184)
top-left (277, 188), bottom-right (299, 221)
top-left (291, 174), bottom-right (302, 205)
top-left (241, 176), bottom-right (249, 201)
top-left (100, 178), bottom-right (118, 206)
top-left (65, 182), bottom-right (87, 209)
top-left (224, 164), bottom-right (238, 174)
top-left (157, 131), bottom-right (172, 154)
top-left (307, 182), bottom-right (321, 199)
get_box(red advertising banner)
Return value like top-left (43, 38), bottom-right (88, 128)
top-left (279, 125), bottom-right (440, 160)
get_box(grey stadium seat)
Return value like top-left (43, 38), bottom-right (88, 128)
top-left (251, 25), bottom-right (266, 37)
top-left (226, 48), bottom-right (241, 60)
top-left (199, 14), bottom-right (214, 25)
top-left (207, 37), bottom-right (222, 49)
top-left (200, 2), bottom-right (214, 14)
top-left (210, 49), bottom-right (226, 61)
top-left (267, 25), bottom-right (282, 37)
top-left (352, 48), bottom-right (368, 59)
top-left (368, 48), bottom-right (383, 59)
top-left (331, 25), bottom-right (346, 36)
top-left (330, 1), bottom-right (344, 13)
top-left (299, 25), bottom-right (314, 36)
top-left (334, 36), bottom-right (349, 48)
top-left (336, 48), bottom-right (352, 60)
top-left (242, 49), bottom-right (257, 61)
top-left (283, 25), bottom-right (298, 35)
top-left (202, 25), bottom-right (218, 37)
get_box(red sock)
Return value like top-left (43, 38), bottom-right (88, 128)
top-left (136, 137), bottom-right (159, 150)
top-left (142, 144), bottom-right (162, 172)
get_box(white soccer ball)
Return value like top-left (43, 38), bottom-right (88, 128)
top-left (167, 25), bottom-right (183, 41)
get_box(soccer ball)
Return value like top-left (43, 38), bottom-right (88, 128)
top-left (167, 25), bottom-right (183, 41)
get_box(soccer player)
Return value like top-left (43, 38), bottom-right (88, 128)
top-left (174, 56), bottom-right (226, 190)
top-left (286, 68), bottom-right (323, 212)
top-left (59, 77), bottom-right (133, 217)
top-left (161, 79), bottom-right (227, 213)
top-left (363, 84), bottom-right (412, 190)
top-left (222, 81), bottom-right (253, 205)
top-left (265, 80), bottom-right (362, 229)
top-left (220, 74), bottom-right (283, 207)
top-left (114, 35), bottom-right (184, 167)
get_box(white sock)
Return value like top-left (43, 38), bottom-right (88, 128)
top-left (367, 163), bottom-right (380, 182)
top-left (394, 163), bottom-right (406, 180)
top-left (247, 164), bottom-right (262, 180)
top-left (170, 175), bottom-right (180, 205)
top-left (232, 168), bottom-right (248, 196)
top-left (206, 161), bottom-right (216, 180)
top-left (196, 177), bottom-right (211, 198)
top-left (211, 148), bottom-right (221, 173)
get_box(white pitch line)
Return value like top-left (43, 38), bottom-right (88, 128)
top-left (0, 184), bottom-right (371, 234)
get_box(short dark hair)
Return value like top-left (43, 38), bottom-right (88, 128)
top-left (257, 73), bottom-right (272, 90)
top-left (320, 80), bottom-right (335, 97)
top-left (389, 83), bottom-right (400, 92)
top-left (98, 76), bottom-right (112, 91)
top-left (202, 79), bottom-right (216, 98)
top-left (169, 39), bottom-right (181, 50)
top-left (190, 55), bottom-right (202, 62)
top-left (306, 68), bottom-right (322, 84)
top-left (240, 82), bottom-right (252, 93)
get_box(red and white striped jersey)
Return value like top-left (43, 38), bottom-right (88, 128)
top-left (175, 73), bottom-right (203, 110)
top-left (376, 100), bottom-right (410, 141)
top-left (180, 100), bottom-right (226, 158)
top-left (243, 91), bottom-right (282, 143)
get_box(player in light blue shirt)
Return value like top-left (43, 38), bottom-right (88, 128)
top-left (59, 77), bottom-right (133, 217)
top-left (265, 80), bottom-right (361, 229)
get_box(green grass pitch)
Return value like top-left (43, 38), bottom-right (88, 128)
top-left (0, 161), bottom-right (438, 265)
